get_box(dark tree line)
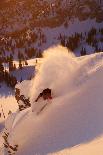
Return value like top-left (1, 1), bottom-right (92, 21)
top-left (0, 69), bottom-right (17, 88)
top-left (0, 28), bottom-right (43, 61)
top-left (59, 27), bottom-right (103, 56)
top-left (0, 58), bottom-right (17, 88)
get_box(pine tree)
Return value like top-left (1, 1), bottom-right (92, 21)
top-left (19, 59), bottom-right (22, 69)
top-left (0, 61), bottom-right (4, 82)
top-left (13, 63), bottom-right (16, 70)
top-left (0, 61), bottom-right (4, 73)
top-left (8, 54), bottom-right (14, 72)
top-left (25, 60), bottom-right (28, 65)
top-left (20, 77), bottom-right (23, 83)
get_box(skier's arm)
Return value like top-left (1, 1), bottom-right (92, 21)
top-left (35, 93), bottom-right (43, 102)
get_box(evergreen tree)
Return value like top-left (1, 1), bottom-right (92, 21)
top-left (19, 59), bottom-right (22, 69)
top-left (0, 61), bottom-right (4, 82)
top-left (25, 60), bottom-right (28, 66)
top-left (0, 61), bottom-right (4, 73)
top-left (8, 54), bottom-right (14, 71)
top-left (13, 63), bottom-right (16, 70)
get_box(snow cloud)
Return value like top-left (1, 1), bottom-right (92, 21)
top-left (30, 46), bottom-right (78, 103)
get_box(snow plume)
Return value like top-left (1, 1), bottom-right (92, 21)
top-left (30, 46), bottom-right (78, 104)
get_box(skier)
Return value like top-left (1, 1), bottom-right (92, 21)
top-left (32, 88), bottom-right (52, 114)
top-left (35, 88), bottom-right (52, 102)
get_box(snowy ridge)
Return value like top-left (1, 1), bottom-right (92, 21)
top-left (1, 46), bottom-right (103, 155)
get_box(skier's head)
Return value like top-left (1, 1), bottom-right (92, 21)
top-left (42, 88), bottom-right (52, 100)
top-left (43, 88), bottom-right (51, 94)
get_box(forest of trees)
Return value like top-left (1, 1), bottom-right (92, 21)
top-left (0, 59), bottom-right (17, 88)
top-left (60, 27), bottom-right (103, 56)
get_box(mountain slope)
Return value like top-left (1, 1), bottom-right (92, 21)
top-left (1, 46), bottom-right (103, 155)
top-left (0, 0), bottom-right (103, 59)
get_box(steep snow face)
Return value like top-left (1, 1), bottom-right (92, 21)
top-left (3, 46), bottom-right (103, 155)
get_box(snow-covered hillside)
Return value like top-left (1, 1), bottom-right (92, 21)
top-left (0, 0), bottom-right (103, 61)
top-left (1, 46), bottom-right (103, 155)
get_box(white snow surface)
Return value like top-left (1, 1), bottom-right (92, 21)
top-left (0, 88), bottom-right (18, 123)
top-left (1, 46), bottom-right (103, 155)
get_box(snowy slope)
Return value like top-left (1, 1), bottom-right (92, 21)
top-left (1, 46), bottom-right (103, 155)
top-left (35, 18), bottom-right (103, 55)
top-left (0, 0), bottom-right (103, 60)
top-left (0, 84), bottom-right (18, 122)
top-left (11, 59), bottom-right (36, 81)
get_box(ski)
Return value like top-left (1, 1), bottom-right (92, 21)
top-left (36, 103), bottom-right (48, 115)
